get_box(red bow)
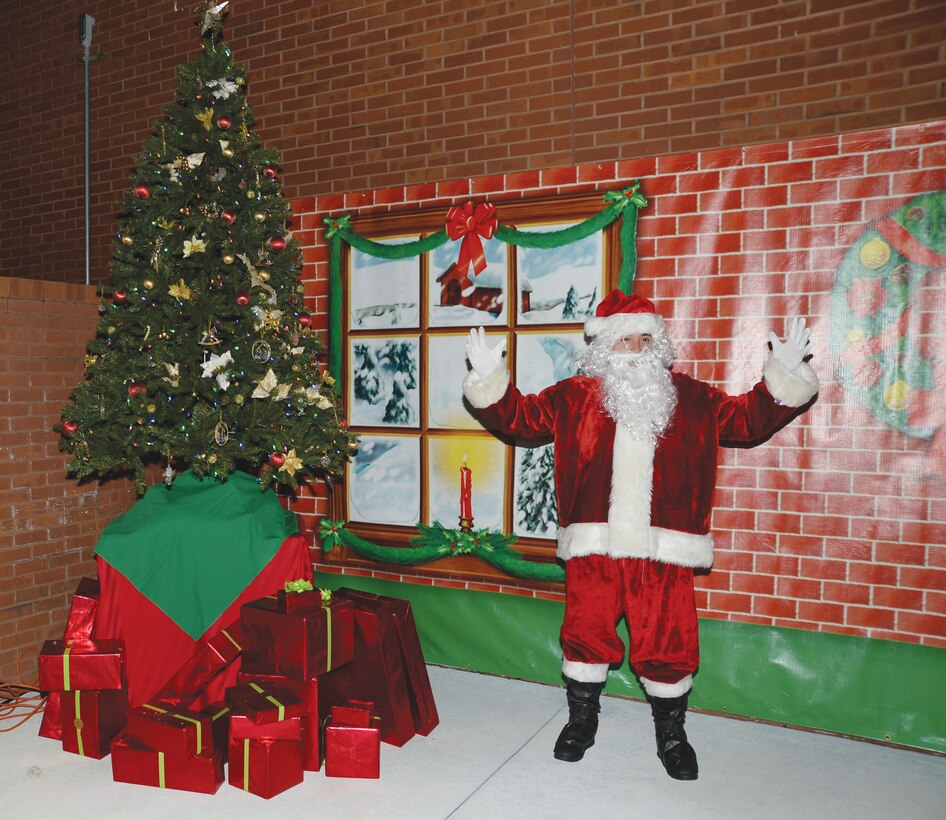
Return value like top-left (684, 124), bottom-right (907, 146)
top-left (445, 201), bottom-right (497, 278)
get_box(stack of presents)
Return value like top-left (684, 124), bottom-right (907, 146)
top-left (38, 577), bottom-right (439, 798)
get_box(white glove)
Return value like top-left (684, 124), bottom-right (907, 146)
top-left (466, 327), bottom-right (507, 381)
top-left (768, 317), bottom-right (812, 372)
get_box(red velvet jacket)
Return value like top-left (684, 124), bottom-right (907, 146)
top-left (464, 358), bottom-right (818, 568)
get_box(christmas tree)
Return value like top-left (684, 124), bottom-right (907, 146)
top-left (58, 3), bottom-right (356, 493)
top-left (516, 445), bottom-right (558, 535)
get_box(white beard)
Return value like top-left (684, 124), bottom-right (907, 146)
top-left (580, 334), bottom-right (677, 442)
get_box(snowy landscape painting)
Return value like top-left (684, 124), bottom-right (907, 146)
top-left (517, 224), bottom-right (603, 324)
top-left (427, 333), bottom-right (508, 430)
top-left (427, 435), bottom-right (506, 530)
top-left (513, 443), bottom-right (558, 539)
top-left (347, 434), bottom-right (421, 526)
top-left (349, 238), bottom-right (420, 329)
top-left (515, 331), bottom-right (585, 396)
top-left (349, 336), bottom-right (421, 427)
top-left (428, 235), bottom-right (508, 326)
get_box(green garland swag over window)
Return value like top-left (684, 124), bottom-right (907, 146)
top-left (321, 182), bottom-right (647, 582)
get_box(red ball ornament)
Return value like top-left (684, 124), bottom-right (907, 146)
top-left (133, 184), bottom-right (151, 199)
top-left (128, 381), bottom-right (147, 399)
top-left (221, 209), bottom-right (237, 225)
top-left (268, 236), bottom-right (287, 252)
top-left (217, 116), bottom-right (232, 130)
top-left (236, 292), bottom-right (250, 306)
top-left (269, 452), bottom-right (286, 468)
top-left (263, 165), bottom-right (278, 179)
top-left (298, 313), bottom-right (311, 327)
top-left (114, 290), bottom-right (128, 304)
top-left (61, 419), bottom-right (78, 437)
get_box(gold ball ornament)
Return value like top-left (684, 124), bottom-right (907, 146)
top-left (247, 190), bottom-right (256, 199)
top-left (859, 238), bottom-right (891, 270)
top-left (222, 147), bottom-right (235, 159)
top-left (143, 279), bottom-right (154, 290)
top-left (883, 380), bottom-right (909, 411)
top-left (258, 269), bottom-right (271, 283)
top-left (121, 235), bottom-right (134, 246)
top-left (235, 394), bottom-right (245, 405)
top-left (209, 454), bottom-right (218, 464)
top-left (254, 212), bottom-right (266, 223)
top-left (222, 253), bottom-right (235, 265)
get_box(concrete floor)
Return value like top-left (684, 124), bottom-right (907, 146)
top-left (2, 665), bottom-right (944, 819)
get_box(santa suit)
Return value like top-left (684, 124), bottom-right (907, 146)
top-left (464, 350), bottom-right (819, 697)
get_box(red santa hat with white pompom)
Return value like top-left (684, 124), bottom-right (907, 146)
top-left (584, 289), bottom-right (665, 340)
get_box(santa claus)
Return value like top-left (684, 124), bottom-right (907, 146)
top-left (463, 289), bottom-right (819, 780)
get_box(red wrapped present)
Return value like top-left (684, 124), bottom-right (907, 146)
top-left (325, 700), bottom-right (381, 779)
top-left (111, 732), bottom-right (224, 794)
top-left (226, 681), bottom-right (304, 725)
top-left (276, 579), bottom-right (323, 615)
top-left (241, 590), bottom-right (354, 680)
top-left (200, 702), bottom-right (231, 760)
top-left (63, 577), bottom-right (100, 644)
top-left (39, 691), bottom-right (63, 740)
top-left (149, 620), bottom-right (242, 708)
top-left (61, 688), bottom-right (128, 759)
top-left (228, 735), bottom-right (304, 799)
top-left (38, 639), bottom-right (125, 692)
top-left (126, 703), bottom-right (212, 759)
top-left (335, 587), bottom-right (439, 736)
top-left (323, 591), bottom-right (415, 747)
top-left (230, 713), bottom-right (304, 741)
top-left (237, 671), bottom-right (332, 771)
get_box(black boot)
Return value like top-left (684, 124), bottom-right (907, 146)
top-left (553, 677), bottom-right (604, 762)
top-left (650, 692), bottom-right (699, 780)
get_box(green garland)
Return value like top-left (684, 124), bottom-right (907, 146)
top-left (320, 182), bottom-right (646, 582)
top-left (320, 519), bottom-right (566, 583)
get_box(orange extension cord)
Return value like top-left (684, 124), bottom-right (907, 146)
top-left (0, 650), bottom-right (46, 732)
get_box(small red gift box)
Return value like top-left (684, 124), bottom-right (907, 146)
top-left (226, 681), bottom-right (304, 725)
top-left (228, 735), bottom-right (304, 799)
top-left (150, 620), bottom-right (242, 707)
top-left (39, 691), bottom-right (63, 740)
top-left (127, 703), bottom-right (212, 759)
top-left (241, 591), bottom-right (354, 680)
top-left (230, 713), bottom-right (304, 741)
top-left (111, 732), bottom-right (224, 794)
top-left (276, 579), bottom-right (322, 615)
top-left (237, 672), bottom-right (330, 771)
top-left (61, 688), bottom-right (128, 759)
top-left (324, 700), bottom-right (381, 779)
top-left (38, 639), bottom-right (125, 692)
top-left (63, 577), bottom-right (100, 644)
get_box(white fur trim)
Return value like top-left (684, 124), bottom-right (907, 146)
top-left (609, 423), bottom-right (655, 547)
top-left (563, 659), bottom-right (609, 683)
top-left (650, 527), bottom-right (713, 568)
top-left (558, 523), bottom-right (713, 567)
top-left (763, 355), bottom-right (819, 408)
top-left (584, 312), bottom-right (664, 340)
top-left (640, 674), bottom-right (692, 698)
top-left (557, 522), bottom-right (610, 560)
top-left (462, 366), bottom-right (510, 409)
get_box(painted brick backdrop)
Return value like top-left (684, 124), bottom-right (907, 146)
top-left (0, 280), bottom-right (139, 683)
top-left (1, 0), bottom-right (944, 285)
top-left (295, 118), bottom-right (946, 648)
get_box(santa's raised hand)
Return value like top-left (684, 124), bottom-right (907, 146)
top-left (465, 327), bottom-right (507, 381)
top-left (768, 317), bottom-right (812, 372)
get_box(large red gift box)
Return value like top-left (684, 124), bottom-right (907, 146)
top-left (237, 671), bottom-right (332, 771)
top-left (335, 587), bottom-right (439, 736)
top-left (61, 688), bottom-right (128, 759)
top-left (324, 699), bottom-right (381, 779)
top-left (38, 639), bottom-right (125, 692)
top-left (126, 703), bottom-right (212, 759)
top-left (322, 591), bottom-right (415, 746)
top-left (241, 592), bottom-right (354, 679)
top-left (226, 681), bottom-right (304, 725)
top-left (111, 732), bottom-right (224, 794)
top-left (228, 733), bottom-right (304, 799)
top-left (150, 620), bottom-right (242, 708)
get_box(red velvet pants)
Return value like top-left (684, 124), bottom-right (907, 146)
top-left (560, 554), bottom-right (699, 687)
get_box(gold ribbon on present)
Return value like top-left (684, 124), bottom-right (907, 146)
top-left (243, 738), bottom-right (250, 792)
top-left (63, 642), bottom-right (73, 691)
top-left (249, 682), bottom-right (285, 721)
top-left (157, 751), bottom-right (166, 789)
top-left (320, 589), bottom-right (334, 671)
top-left (142, 703), bottom-right (204, 754)
top-left (220, 628), bottom-right (241, 651)
top-left (73, 690), bottom-right (85, 757)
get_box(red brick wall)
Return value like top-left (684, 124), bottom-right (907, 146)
top-left (0, 279), bottom-right (139, 683)
top-left (296, 118), bottom-right (946, 648)
top-left (1, 0), bottom-right (944, 284)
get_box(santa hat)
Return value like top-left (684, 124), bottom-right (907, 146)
top-left (584, 289), bottom-right (665, 339)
